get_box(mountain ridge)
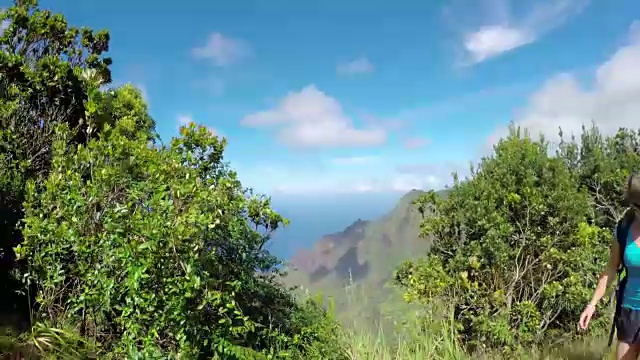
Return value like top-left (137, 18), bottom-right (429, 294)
top-left (283, 188), bottom-right (450, 333)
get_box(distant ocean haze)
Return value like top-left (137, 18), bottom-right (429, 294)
top-left (265, 193), bottom-right (401, 260)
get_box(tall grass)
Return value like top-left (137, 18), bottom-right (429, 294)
top-left (341, 307), bottom-right (467, 360)
top-left (339, 310), bottom-right (616, 360)
top-left (330, 275), bottom-right (617, 360)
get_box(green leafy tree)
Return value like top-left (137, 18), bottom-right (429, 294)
top-left (16, 120), bottom-right (346, 358)
top-left (558, 125), bottom-right (640, 228)
top-left (396, 126), bottom-right (617, 352)
top-left (1, 1), bottom-right (346, 358)
top-left (0, 0), bottom-right (155, 330)
top-left (0, 0), bottom-right (112, 145)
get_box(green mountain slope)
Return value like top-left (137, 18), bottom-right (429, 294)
top-left (283, 189), bottom-right (449, 334)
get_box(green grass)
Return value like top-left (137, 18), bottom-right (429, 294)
top-left (315, 273), bottom-right (618, 360)
top-left (340, 307), bottom-right (467, 360)
top-left (338, 308), bottom-right (616, 360)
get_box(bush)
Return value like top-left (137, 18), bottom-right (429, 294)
top-left (13, 119), bottom-right (346, 358)
top-left (0, 2), bottom-right (347, 358)
top-left (0, 0), bottom-right (121, 330)
top-left (395, 125), bottom-right (640, 352)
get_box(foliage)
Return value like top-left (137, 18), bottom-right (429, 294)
top-left (338, 297), bottom-right (612, 360)
top-left (397, 124), bottom-right (640, 352)
top-left (3, 0), bottom-right (640, 358)
top-left (0, 0), bottom-right (113, 168)
top-left (13, 119), bottom-right (345, 358)
top-left (558, 125), bottom-right (640, 228)
top-left (0, 1), bottom-right (347, 358)
top-left (0, 0), bottom-right (124, 330)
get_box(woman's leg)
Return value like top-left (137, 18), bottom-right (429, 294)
top-left (618, 341), bottom-right (640, 360)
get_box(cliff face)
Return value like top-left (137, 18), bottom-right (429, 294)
top-left (289, 219), bottom-right (369, 275)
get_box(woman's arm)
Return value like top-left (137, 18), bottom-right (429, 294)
top-left (587, 236), bottom-right (622, 307)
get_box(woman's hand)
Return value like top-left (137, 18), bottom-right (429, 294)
top-left (579, 305), bottom-right (596, 330)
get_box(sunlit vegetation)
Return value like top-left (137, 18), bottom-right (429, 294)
top-left (1, 1), bottom-right (639, 359)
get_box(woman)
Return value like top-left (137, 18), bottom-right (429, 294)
top-left (579, 174), bottom-right (640, 360)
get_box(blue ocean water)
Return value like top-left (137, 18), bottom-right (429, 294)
top-left (265, 193), bottom-right (401, 261)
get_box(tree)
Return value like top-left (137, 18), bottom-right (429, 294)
top-left (396, 125), bottom-right (616, 351)
top-left (15, 120), bottom-right (346, 358)
top-left (0, 0), bottom-right (112, 145)
top-left (0, 2), bottom-right (348, 358)
top-left (558, 125), bottom-right (640, 228)
top-left (0, 0), bottom-right (155, 329)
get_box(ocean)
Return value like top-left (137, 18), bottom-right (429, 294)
top-left (265, 193), bottom-right (401, 261)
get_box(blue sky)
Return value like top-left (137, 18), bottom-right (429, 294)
top-left (13, 0), bottom-right (640, 199)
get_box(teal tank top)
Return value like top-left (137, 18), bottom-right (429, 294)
top-left (622, 227), bottom-right (640, 309)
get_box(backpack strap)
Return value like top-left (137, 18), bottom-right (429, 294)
top-left (608, 209), bottom-right (635, 347)
top-left (617, 209), bottom-right (635, 258)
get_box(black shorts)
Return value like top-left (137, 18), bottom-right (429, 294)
top-left (617, 307), bottom-right (640, 344)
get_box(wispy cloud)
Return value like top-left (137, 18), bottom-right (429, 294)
top-left (391, 79), bottom-right (536, 124)
top-left (239, 157), bottom-right (468, 196)
top-left (336, 56), bottom-right (375, 75)
top-left (449, 0), bottom-right (589, 65)
top-left (192, 32), bottom-right (252, 66)
top-left (262, 171), bottom-right (442, 195)
top-left (464, 25), bottom-right (535, 64)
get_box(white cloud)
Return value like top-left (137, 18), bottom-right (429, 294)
top-left (396, 161), bottom-right (469, 183)
top-left (241, 85), bottom-right (387, 148)
top-left (464, 25), bottom-right (534, 63)
top-left (455, 0), bottom-right (588, 64)
top-left (336, 56), bottom-right (374, 75)
top-left (488, 22), bottom-right (640, 146)
top-left (192, 32), bottom-right (251, 66)
top-left (388, 174), bottom-right (441, 193)
top-left (358, 112), bottom-right (407, 131)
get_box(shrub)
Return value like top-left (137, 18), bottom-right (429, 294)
top-left (396, 126), bottom-right (617, 351)
top-left (15, 117), bottom-right (345, 358)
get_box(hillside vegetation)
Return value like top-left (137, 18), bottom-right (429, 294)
top-left (283, 189), bottom-right (448, 337)
top-left (1, 1), bottom-right (639, 359)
